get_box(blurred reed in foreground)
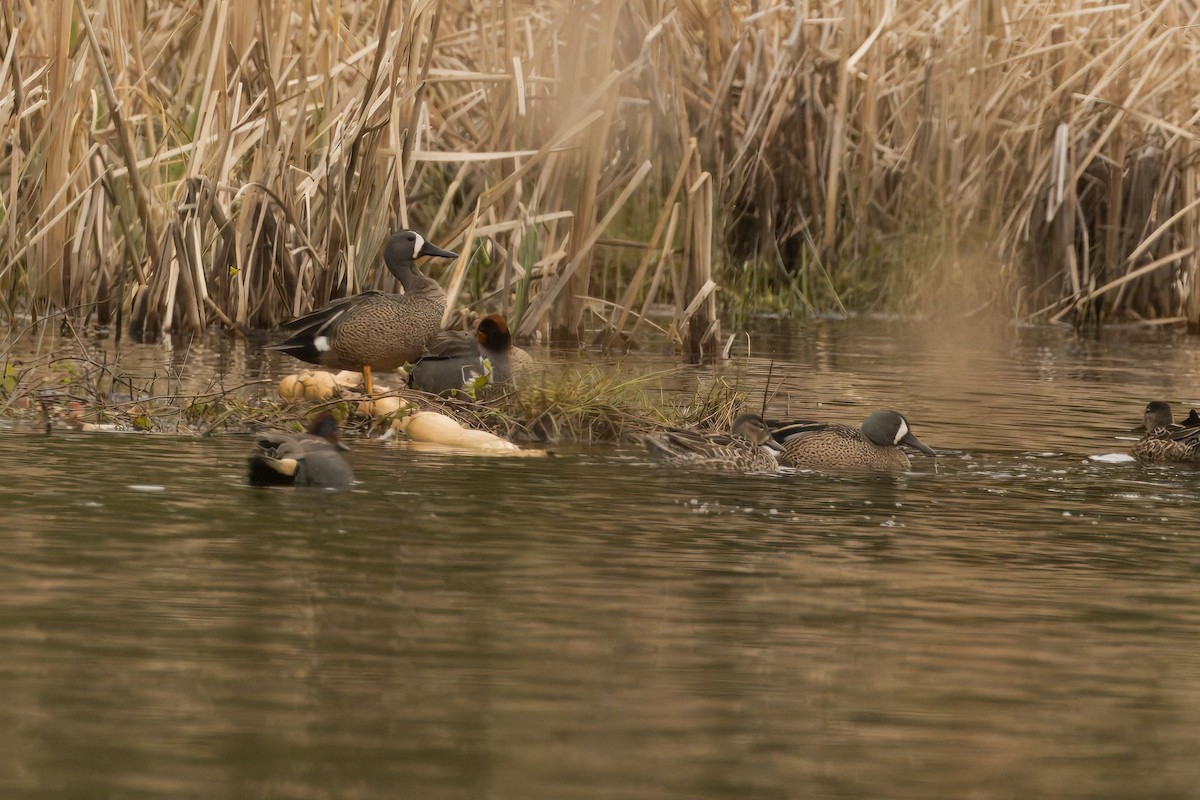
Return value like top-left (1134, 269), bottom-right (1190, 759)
top-left (2, 0), bottom-right (1198, 351)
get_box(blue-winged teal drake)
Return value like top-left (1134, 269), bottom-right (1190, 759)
top-left (641, 413), bottom-right (784, 472)
top-left (1131, 401), bottom-right (1200, 464)
top-left (269, 230), bottom-right (457, 394)
top-left (407, 314), bottom-right (534, 396)
top-left (248, 413), bottom-right (354, 489)
top-left (769, 410), bottom-right (935, 472)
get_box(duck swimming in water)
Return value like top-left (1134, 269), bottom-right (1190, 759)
top-left (768, 410), bottom-right (935, 472)
top-left (641, 413), bottom-right (784, 472)
top-left (248, 413), bottom-right (354, 489)
top-left (1130, 401), bottom-right (1200, 464)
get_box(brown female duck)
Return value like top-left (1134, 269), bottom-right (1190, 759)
top-left (641, 413), bottom-right (784, 472)
top-left (1131, 401), bottom-right (1200, 464)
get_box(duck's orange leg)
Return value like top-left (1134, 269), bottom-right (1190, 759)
top-left (362, 365), bottom-right (374, 396)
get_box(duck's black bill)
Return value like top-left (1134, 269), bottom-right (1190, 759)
top-left (902, 431), bottom-right (936, 456)
top-left (419, 242), bottom-right (458, 260)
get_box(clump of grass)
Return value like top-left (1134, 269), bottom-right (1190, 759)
top-left (418, 362), bottom-right (750, 443)
top-left (1, 320), bottom-right (752, 442)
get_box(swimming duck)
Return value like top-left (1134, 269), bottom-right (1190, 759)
top-left (268, 230), bottom-right (457, 395)
top-left (1131, 401), bottom-right (1200, 463)
top-left (769, 410), bottom-right (935, 472)
top-left (248, 413), bottom-right (354, 489)
top-left (641, 413), bottom-right (784, 472)
top-left (407, 314), bottom-right (533, 396)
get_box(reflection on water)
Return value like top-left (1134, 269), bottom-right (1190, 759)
top-left (2, 320), bottom-right (1200, 799)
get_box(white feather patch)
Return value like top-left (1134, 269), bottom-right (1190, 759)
top-left (314, 336), bottom-right (331, 352)
top-left (412, 232), bottom-right (426, 255)
top-left (893, 418), bottom-right (909, 445)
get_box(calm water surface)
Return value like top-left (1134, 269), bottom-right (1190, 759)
top-left (2, 319), bottom-right (1200, 799)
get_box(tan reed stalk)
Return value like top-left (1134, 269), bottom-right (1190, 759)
top-left (606, 139), bottom-right (697, 348)
top-left (1186, 142), bottom-right (1199, 331)
top-left (4, 0), bottom-right (1200, 339)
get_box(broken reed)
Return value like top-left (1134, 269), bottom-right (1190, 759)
top-left (1, 1), bottom-right (1199, 347)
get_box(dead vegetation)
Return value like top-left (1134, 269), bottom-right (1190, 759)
top-left (1, 0), bottom-right (1199, 347)
top-left (0, 326), bottom-right (749, 443)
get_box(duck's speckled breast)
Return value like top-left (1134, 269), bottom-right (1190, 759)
top-left (778, 425), bottom-right (911, 472)
top-left (492, 345), bottom-right (536, 384)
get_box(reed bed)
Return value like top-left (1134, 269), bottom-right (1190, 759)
top-left (2, 0), bottom-right (1199, 347)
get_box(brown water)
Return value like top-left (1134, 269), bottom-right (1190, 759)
top-left (2, 319), bottom-right (1200, 799)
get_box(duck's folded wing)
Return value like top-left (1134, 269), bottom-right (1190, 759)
top-left (272, 291), bottom-right (388, 338)
top-left (422, 329), bottom-right (478, 357)
top-left (1163, 420), bottom-right (1200, 443)
top-left (766, 418), bottom-right (826, 443)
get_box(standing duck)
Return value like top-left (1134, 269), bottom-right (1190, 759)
top-left (1131, 401), bottom-right (1200, 463)
top-left (248, 413), bottom-right (355, 489)
top-left (769, 410), bottom-right (935, 472)
top-left (641, 413), bottom-right (784, 472)
top-left (407, 314), bottom-right (534, 396)
top-left (269, 230), bottom-right (457, 395)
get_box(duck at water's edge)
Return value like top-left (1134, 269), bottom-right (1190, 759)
top-left (768, 410), bottom-right (935, 473)
top-left (268, 230), bottom-right (457, 395)
top-left (641, 413), bottom-right (783, 472)
top-left (408, 314), bottom-right (534, 396)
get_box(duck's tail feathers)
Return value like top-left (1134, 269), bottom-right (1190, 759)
top-left (640, 434), bottom-right (690, 461)
top-left (266, 300), bottom-right (362, 362)
top-left (265, 336), bottom-right (329, 365)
